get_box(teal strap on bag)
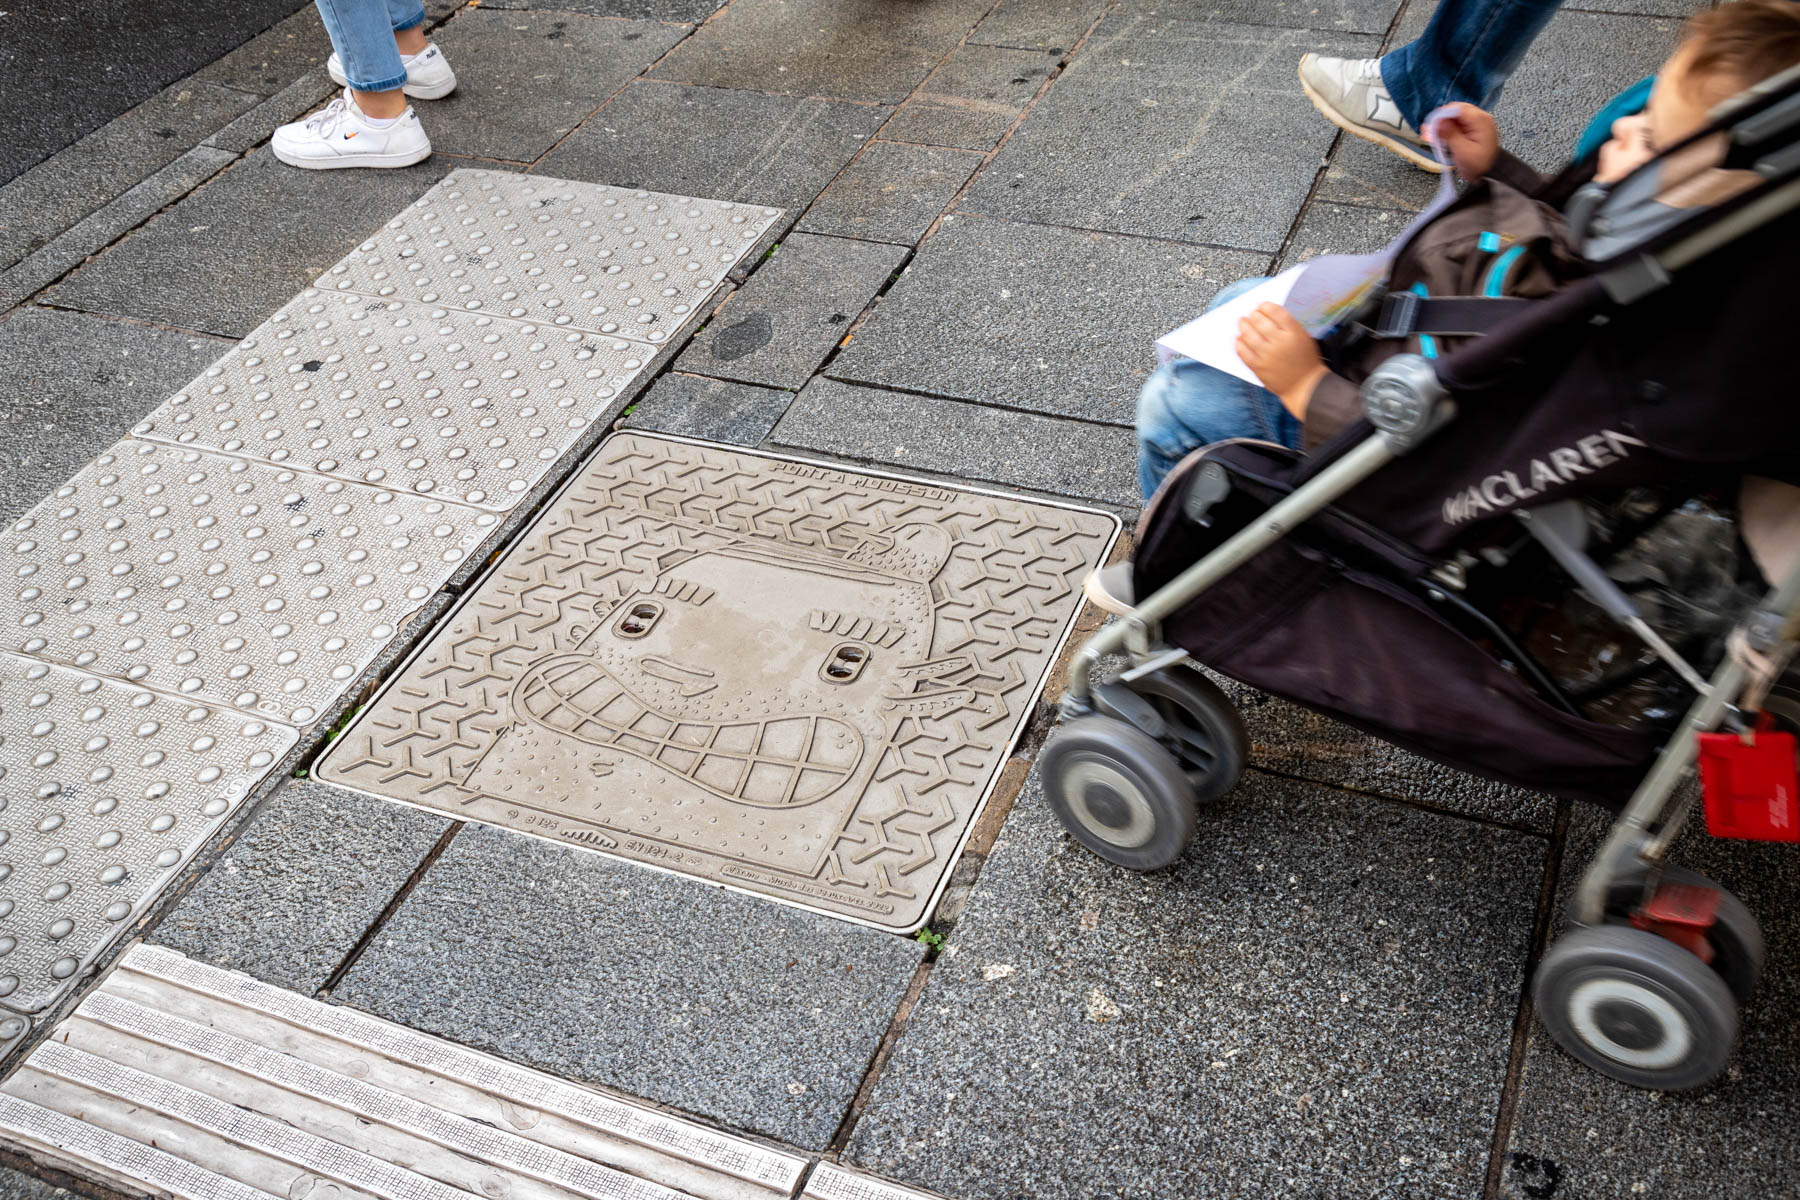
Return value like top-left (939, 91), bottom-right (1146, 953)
top-left (1484, 245), bottom-right (1528, 296)
top-left (1409, 283), bottom-right (1438, 358)
top-left (1575, 76), bottom-right (1654, 162)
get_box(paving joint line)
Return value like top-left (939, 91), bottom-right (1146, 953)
top-left (318, 821), bottom-right (466, 996)
top-left (1244, 761), bottom-right (1556, 838)
top-left (823, 955), bottom-right (938, 1157)
top-left (808, 370), bottom-right (1133, 432)
top-left (1481, 795), bottom-right (1573, 1199)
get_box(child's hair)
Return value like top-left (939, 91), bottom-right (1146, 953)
top-left (1680, 0), bottom-right (1800, 96)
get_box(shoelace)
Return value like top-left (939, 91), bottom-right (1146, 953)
top-left (303, 96), bottom-right (351, 136)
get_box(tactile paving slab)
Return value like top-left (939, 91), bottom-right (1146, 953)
top-left (132, 290), bottom-right (655, 511)
top-left (319, 433), bottom-right (1117, 932)
top-left (0, 439), bottom-right (496, 727)
top-left (1, 944), bottom-right (806, 1200)
top-left (318, 171), bottom-right (784, 346)
top-left (0, 655), bottom-right (297, 1015)
top-left (803, 1164), bottom-right (946, 1200)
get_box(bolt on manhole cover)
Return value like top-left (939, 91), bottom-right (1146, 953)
top-left (319, 433), bottom-right (1118, 931)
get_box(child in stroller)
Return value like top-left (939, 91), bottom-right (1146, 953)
top-left (1046, 0), bottom-right (1800, 1093)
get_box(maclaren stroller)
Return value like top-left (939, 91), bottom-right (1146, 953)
top-left (1042, 65), bottom-right (1800, 1091)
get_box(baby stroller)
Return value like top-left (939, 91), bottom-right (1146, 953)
top-left (1042, 65), bottom-right (1800, 1091)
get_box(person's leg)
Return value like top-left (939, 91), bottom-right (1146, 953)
top-left (1137, 359), bottom-right (1300, 499)
top-left (326, 0), bottom-right (458, 101)
top-left (315, 0), bottom-right (409, 116)
top-left (1381, 0), bottom-right (1566, 128)
top-left (386, 0), bottom-right (429, 54)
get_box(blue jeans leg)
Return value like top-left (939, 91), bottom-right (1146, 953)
top-left (1135, 277), bottom-right (1303, 501)
top-left (315, 0), bottom-right (426, 92)
top-left (1380, 0), bottom-right (1565, 129)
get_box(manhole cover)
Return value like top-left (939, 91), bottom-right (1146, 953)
top-left (320, 433), bottom-right (1117, 931)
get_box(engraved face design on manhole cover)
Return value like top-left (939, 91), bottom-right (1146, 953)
top-left (0, 440), bottom-right (495, 726)
top-left (133, 291), bottom-right (651, 510)
top-left (318, 171), bottom-right (783, 344)
top-left (0, 653), bottom-right (298, 1014)
top-left (319, 434), bottom-right (1117, 931)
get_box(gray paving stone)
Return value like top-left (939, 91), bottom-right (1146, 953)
top-left (1276, 200), bottom-right (1410, 272)
top-left (45, 149), bottom-right (451, 338)
top-left (537, 82), bottom-right (887, 216)
top-left (1498, 810), bottom-right (1800, 1200)
top-left (970, 0), bottom-right (1107, 50)
top-left (482, 0), bottom-right (722, 20)
top-left (829, 214), bottom-right (1267, 423)
top-left (674, 233), bottom-right (904, 388)
top-left (335, 822), bottom-right (925, 1149)
top-left (0, 308), bottom-right (230, 525)
top-left (423, 10), bottom-right (688, 162)
top-left (0, 83), bottom-right (258, 272)
top-left (620, 372), bottom-right (796, 445)
top-left (959, 16), bottom-right (1378, 251)
top-left (0, 1163), bottom-right (78, 1200)
top-left (1315, 133), bottom-right (1442, 213)
top-left (201, 69), bottom-right (339, 156)
top-left (1119, 0), bottom-right (1401, 34)
top-left (193, 4), bottom-right (335, 97)
top-left (651, 0), bottom-right (993, 105)
top-left (773, 377), bottom-right (1138, 507)
top-left (0, 147), bottom-right (239, 310)
top-left (798, 143), bottom-right (983, 245)
top-left (847, 771), bottom-right (1547, 1199)
top-left (151, 781), bottom-right (450, 995)
top-left (881, 45), bottom-right (1054, 151)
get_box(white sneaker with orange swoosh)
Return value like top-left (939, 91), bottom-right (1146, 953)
top-left (272, 90), bottom-right (431, 170)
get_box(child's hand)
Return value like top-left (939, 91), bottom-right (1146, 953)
top-left (1237, 303), bottom-right (1328, 420)
top-left (1431, 102), bottom-right (1500, 180)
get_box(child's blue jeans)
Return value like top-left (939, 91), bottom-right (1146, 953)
top-left (1136, 276), bottom-right (1303, 501)
top-left (315, 0), bottom-right (428, 92)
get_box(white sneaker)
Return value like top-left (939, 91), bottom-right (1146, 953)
top-left (1297, 54), bottom-right (1443, 173)
top-left (272, 91), bottom-right (432, 170)
top-left (327, 43), bottom-right (458, 100)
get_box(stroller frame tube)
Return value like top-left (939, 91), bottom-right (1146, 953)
top-left (1574, 552), bottom-right (1800, 926)
top-left (1063, 429), bottom-right (1409, 713)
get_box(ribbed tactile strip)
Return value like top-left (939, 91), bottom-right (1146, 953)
top-left (2, 945), bottom-right (806, 1200)
top-left (802, 1165), bottom-right (944, 1200)
top-left (133, 291), bottom-right (655, 512)
top-left (0, 439), bottom-right (495, 727)
top-left (0, 656), bottom-right (298, 1014)
top-left (318, 172), bottom-right (782, 345)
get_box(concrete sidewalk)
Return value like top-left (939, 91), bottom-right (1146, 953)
top-left (2, 1), bottom-right (1797, 1199)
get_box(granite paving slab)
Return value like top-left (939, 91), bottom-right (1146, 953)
top-left (675, 234), bottom-right (905, 388)
top-left (797, 144), bottom-right (983, 246)
top-left (1498, 810), bottom-right (1800, 1200)
top-left (0, 651), bottom-right (299, 1016)
top-left (1118, 0), bottom-right (1403, 35)
top-left (0, 437), bottom-right (493, 727)
top-left (335, 821), bottom-right (926, 1149)
top-left (482, 0), bottom-right (724, 20)
top-left (2, 944), bottom-right (808, 1200)
top-left (620, 373), bottom-right (797, 446)
top-left (44, 150), bottom-right (452, 339)
top-left (0, 310), bottom-right (230, 525)
top-left (148, 779), bottom-right (452, 995)
top-left (319, 432), bottom-right (1118, 933)
top-left (200, 70), bottom-right (339, 157)
top-left (420, 10), bottom-right (688, 163)
top-left (0, 83), bottom-right (259, 272)
top-left (828, 214), bottom-right (1267, 423)
top-left (969, 0), bottom-right (1108, 51)
top-left (958, 16), bottom-right (1378, 251)
top-left (0, 1164), bottom-right (74, 1200)
top-left (1315, 133), bottom-right (1441, 214)
top-left (131, 288), bottom-right (655, 510)
top-left (537, 82), bottom-right (889, 217)
top-left (319, 170), bottom-right (781, 350)
top-left (847, 772), bottom-right (1547, 1199)
top-left (880, 45), bottom-right (1055, 151)
top-left (192, 4), bottom-right (335, 98)
top-left (773, 378), bottom-right (1139, 507)
top-left (1276, 201), bottom-right (1410, 271)
top-left (650, 0), bottom-right (994, 105)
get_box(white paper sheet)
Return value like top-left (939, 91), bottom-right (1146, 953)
top-left (1153, 267), bottom-right (1303, 386)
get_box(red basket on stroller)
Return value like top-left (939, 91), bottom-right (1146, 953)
top-left (1042, 65), bottom-right (1800, 1092)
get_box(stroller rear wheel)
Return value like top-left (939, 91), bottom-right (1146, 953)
top-left (1121, 666), bottom-right (1248, 802)
top-left (1534, 923), bottom-right (1738, 1091)
top-left (1041, 716), bottom-right (1197, 871)
top-left (1604, 867), bottom-right (1765, 1005)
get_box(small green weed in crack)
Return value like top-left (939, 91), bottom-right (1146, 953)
top-left (914, 928), bottom-right (947, 954)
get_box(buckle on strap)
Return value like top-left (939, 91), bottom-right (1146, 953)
top-left (1371, 290), bottom-right (1421, 338)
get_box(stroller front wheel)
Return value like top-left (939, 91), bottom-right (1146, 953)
top-left (1533, 923), bottom-right (1738, 1091)
top-left (1041, 716), bottom-right (1198, 871)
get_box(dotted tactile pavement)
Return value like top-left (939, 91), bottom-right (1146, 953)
top-left (318, 172), bottom-right (783, 345)
top-left (0, 173), bottom-right (781, 1032)
top-left (0, 654), bottom-right (298, 1014)
top-left (133, 291), bottom-right (655, 511)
